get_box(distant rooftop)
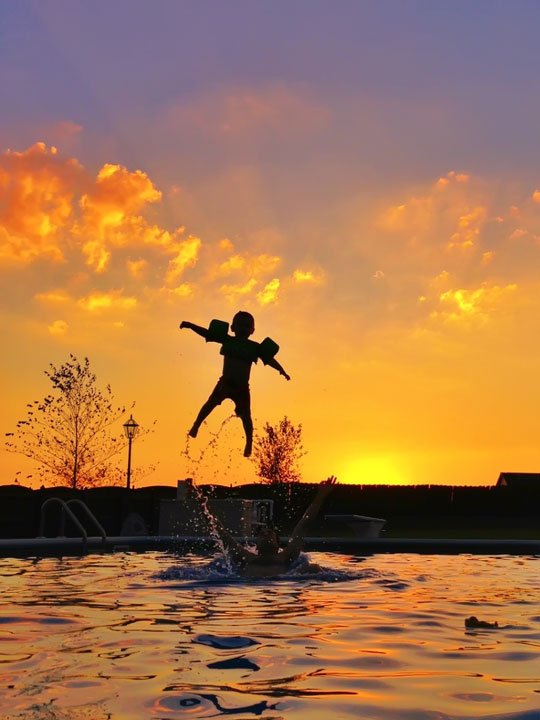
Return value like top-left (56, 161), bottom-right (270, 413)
top-left (497, 472), bottom-right (540, 488)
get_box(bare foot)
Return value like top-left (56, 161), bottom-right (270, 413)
top-left (243, 441), bottom-right (252, 457)
top-left (188, 425), bottom-right (198, 438)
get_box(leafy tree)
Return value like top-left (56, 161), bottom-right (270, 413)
top-left (252, 416), bottom-right (305, 485)
top-left (5, 355), bottom-right (137, 489)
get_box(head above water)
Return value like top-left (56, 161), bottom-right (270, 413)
top-left (255, 524), bottom-right (279, 556)
top-left (231, 311), bottom-right (255, 338)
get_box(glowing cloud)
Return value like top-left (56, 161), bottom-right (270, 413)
top-left (293, 269), bottom-right (325, 284)
top-left (0, 143), bottom-right (327, 343)
top-left (249, 254), bottom-right (281, 276)
top-left (433, 283), bottom-right (517, 325)
top-left (257, 278), bottom-right (280, 305)
top-left (164, 235), bottom-right (201, 284)
top-left (212, 251), bottom-right (280, 280)
top-left (0, 143), bottom-right (83, 263)
top-left (447, 206), bottom-right (486, 250)
top-left (167, 283), bottom-right (192, 298)
top-left (77, 291), bottom-right (137, 312)
top-left (220, 278), bottom-right (257, 300)
top-left (47, 319), bottom-right (68, 336)
top-left (35, 290), bottom-right (70, 304)
top-left (215, 254), bottom-right (246, 276)
top-left (77, 163), bottom-right (163, 271)
top-left (378, 170), bottom-right (488, 255)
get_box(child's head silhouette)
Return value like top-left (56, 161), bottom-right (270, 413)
top-left (231, 311), bottom-right (255, 338)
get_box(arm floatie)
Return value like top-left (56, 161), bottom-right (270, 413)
top-left (207, 319), bottom-right (229, 343)
top-left (258, 337), bottom-right (280, 364)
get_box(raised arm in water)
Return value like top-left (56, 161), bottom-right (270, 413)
top-left (280, 476), bottom-right (337, 563)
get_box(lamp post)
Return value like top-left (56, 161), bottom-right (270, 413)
top-left (123, 414), bottom-right (139, 489)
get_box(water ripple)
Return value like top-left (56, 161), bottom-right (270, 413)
top-left (1, 551), bottom-right (539, 719)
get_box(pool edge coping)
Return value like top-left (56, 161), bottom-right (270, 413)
top-left (1, 535), bottom-right (539, 559)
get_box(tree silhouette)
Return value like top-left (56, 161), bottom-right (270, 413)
top-left (5, 355), bottom-right (136, 489)
top-left (252, 416), bottom-right (305, 485)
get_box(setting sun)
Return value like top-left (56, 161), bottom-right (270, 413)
top-left (338, 455), bottom-right (410, 486)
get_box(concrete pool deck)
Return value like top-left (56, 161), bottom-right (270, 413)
top-left (1, 535), bottom-right (540, 558)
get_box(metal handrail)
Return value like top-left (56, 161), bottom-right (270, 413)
top-left (65, 499), bottom-right (107, 545)
top-left (39, 497), bottom-right (88, 552)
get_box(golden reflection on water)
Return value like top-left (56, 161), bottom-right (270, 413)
top-left (0, 552), bottom-right (539, 719)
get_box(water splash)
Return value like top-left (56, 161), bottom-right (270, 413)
top-left (179, 416), bottom-right (242, 574)
top-left (154, 552), bottom-right (375, 586)
top-left (182, 415), bottom-right (237, 476)
top-left (191, 482), bottom-right (234, 574)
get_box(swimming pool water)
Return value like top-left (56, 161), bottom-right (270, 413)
top-left (1, 552), bottom-right (539, 720)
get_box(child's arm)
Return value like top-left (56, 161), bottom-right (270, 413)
top-left (179, 321), bottom-right (209, 340)
top-left (280, 477), bottom-right (336, 562)
top-left (266, 357), bottom-right (291, 381)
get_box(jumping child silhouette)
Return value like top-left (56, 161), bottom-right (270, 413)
top-left (179, 311), bottom-right (290, 456)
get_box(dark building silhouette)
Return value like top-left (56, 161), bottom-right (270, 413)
top-left (497, 472), bottom-right (540, 488)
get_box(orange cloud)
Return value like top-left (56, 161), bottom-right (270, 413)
top-left (0, 144), bottom-right (191, 278)
top-left (293, 268), bottom-right (325, 284)
top-left (379, 172), bottom-right (488, 253)
top-left (47, 319), bottom-right (68, 335)
top-left (77, 291), bottom-right (137, 312)
top-left (249, 254), bottom-right (281, 275)
top-left (0, 144), bottom-right (201, 289)
top-left (363, 171), bottom-right (540, 340)
top-left (77, 163), bottom-right (163, 271)
top-left (220, 278), bottom-right (257, 300)
top-left (35, 290), bottom-right (70, 303)
top-left (257, 278), bottom-right (280, 305)
top-left (166, 283), bottom-right (192, 298)
top-left (215, 254), bottom-right (246, 276)
top-left (0, 143), bottom-right (327, 335)
top-left (212, 250), bottom-right (280, 279)
top-left (431, 283), bottom-right (517, 325)
top-left (447, 205), bottom-right (486, 250)
top-left (164, 235), bottom-right (201, 284)
top-left (0, 143), bottom-right (83, 263)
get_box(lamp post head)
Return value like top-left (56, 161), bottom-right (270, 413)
top-left (123, 414), bottom-right (139, 440)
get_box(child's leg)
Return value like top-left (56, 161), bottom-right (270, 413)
top-left (189, 398), bottom-right (220, 437)
top-left (189, 380), bottom-right (226, 437)
top-left (239, 412), bottom-right (253, 457)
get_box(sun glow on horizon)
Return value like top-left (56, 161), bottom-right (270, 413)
top-left (338, 456), bottom-right (410, 486)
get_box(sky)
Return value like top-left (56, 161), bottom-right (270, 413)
top-left (3, 0), bottom-right (540, 487)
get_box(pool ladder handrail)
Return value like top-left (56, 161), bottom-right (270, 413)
top-left (39, 497), bottom-right (107, 553)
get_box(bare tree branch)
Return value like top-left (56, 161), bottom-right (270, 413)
top-left (5, 355), bottom-right (148, 489)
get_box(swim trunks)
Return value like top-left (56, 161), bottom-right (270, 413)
top-left (207, 377), bottom-right (251, 417)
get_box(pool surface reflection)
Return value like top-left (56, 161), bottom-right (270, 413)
top-left (1, 552), bottom-right (539, 719)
